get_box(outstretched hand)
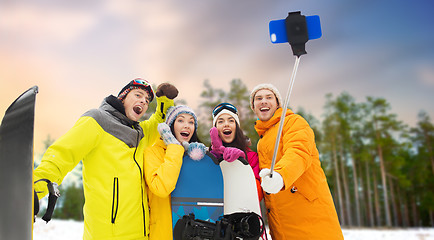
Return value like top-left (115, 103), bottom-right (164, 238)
top-left (156, 83), bottom-right (178, 99)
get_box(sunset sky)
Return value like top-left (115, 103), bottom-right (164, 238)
top-left (1, 0), bottom-right (433, 154)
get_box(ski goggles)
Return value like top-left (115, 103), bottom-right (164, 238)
top-left (133, 78), bottom-right (154, 95)
top-left (212, 103), bottom-right (238, 117)
top-left (118, 78), bottom-right (154, 102)
top-left (132, 78), bottom-right (152, 88)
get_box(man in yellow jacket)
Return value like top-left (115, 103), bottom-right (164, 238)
top-left (34, 79), bottom-right (177, 240)
top-left (250, 84), bottom-right (344, 240)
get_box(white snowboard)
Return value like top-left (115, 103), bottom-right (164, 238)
top-left (219, 159), bottom-right (261, 216)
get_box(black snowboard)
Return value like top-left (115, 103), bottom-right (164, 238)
top-left (0, 86), bottom-right (38, 240)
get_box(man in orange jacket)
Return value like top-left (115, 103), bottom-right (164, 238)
top-left (250, 83), bottom-right (344, 240)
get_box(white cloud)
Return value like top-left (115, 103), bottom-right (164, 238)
top-left (0, 4), bottom-right (98, 44)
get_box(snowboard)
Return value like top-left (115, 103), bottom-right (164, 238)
top-left (0, 86), bottom-right (38, 240)
top-left (171, 152), bottom-right (224, 228)
top-left (219, 159), bottom-right (261, 216)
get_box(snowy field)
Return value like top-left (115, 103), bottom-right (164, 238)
top-left (33, 218), bottom-right (434, 240)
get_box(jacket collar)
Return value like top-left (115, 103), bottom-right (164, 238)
top-left (254, 108), bottom-right (294, 136)
top-left (101, 95), bottom-right (140, 128)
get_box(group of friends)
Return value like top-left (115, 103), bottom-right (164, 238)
top-left (33, 78), bottom-right (344, 240)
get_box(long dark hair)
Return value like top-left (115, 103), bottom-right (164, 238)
top-left (189, 131), bottom-right (201, 143)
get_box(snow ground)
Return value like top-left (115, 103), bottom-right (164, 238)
top-left (33, 218), bottom-right (434, 240)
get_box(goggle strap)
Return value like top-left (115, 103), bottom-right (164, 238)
top-left (213, 104), bottom-right (238, 117)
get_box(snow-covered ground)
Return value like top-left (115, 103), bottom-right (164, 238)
top-left (33, 218), bottom-right (434, 240)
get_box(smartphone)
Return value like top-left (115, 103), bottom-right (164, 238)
top-left (269, 15), bottom-right (322, 44)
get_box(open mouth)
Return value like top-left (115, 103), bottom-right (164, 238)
top-left (133, 106), bottom-right (143, 114)
top-left (180, 131), bottom-right (190, 137)
top-left (260, 107), bottom-right (270, 112)
top-left (223, 129), bottom-right (232, 136)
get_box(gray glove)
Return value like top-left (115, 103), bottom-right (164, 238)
top-left (182, 142), bottom-right (207, 160)
top-left (158, 123), bottom-right (180, 145)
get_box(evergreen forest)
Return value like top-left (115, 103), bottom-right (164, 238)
top-left (35, 79), bottom-right (434, 228)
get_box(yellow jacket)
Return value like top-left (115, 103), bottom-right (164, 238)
top-left (144, 138), bottom-right (185, 240)
top-left (34, 95), bottom-right (173, 240)
top-left (255, 108), bottom-right (343, 240)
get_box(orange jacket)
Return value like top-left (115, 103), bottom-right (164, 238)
top-left (255, 108), bottom-right (343, 240)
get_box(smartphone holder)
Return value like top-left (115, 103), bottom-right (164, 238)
top-left (269, 11), bottom-right (322, 56)
top-left (285, 12), bottom-right (308, 56)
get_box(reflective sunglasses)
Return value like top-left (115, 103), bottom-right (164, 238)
top-left (212, 103), bottom-right (238, 117)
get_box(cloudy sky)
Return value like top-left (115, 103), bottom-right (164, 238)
top-left (1, 0), bottom-right (433, 154)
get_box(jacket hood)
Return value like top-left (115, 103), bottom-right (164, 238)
top-left (254, 107), bottom-right (294, 137)
top-left (102, 95), bottom-right (139, 128)
top-left (81, 95), bottom-right (144, 147)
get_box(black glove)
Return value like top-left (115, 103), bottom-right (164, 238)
top-left (34, 179), bottom-right (60, 223)
top-left (34, 190), bottom-right (39, 222)
top-left (156, 83), bottom-right (178, 99)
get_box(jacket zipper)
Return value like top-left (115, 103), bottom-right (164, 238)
top-left (132, 127), bottom-right (147, 236)
top-left (111, 177), bottom-right (119, 223)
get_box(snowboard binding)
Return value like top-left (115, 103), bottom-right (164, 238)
top-left (173, 212), bottom-right (265, 240)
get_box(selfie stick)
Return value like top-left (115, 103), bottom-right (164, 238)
top-left (268, 11), bottom-right (321, 177)
top-left (269, 56), bottom-right (300, 177)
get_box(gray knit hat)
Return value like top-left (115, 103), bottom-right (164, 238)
top-left (249, 83), bottom-right (282, 110)
top-left (165, 105), bottom-right (198, 129)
